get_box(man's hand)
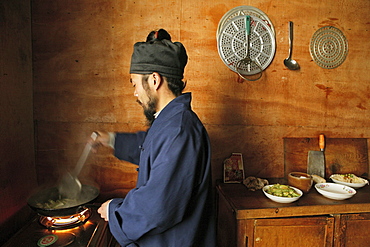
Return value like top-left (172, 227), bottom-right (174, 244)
top-left (90, 131), bottom-right (111, 152)
top-left (98, 199), bottom-right (112, 221)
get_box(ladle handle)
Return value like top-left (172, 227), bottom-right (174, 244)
top-left (245, 16), bottom-right (251, 57)
top-left (246, 15), bottom-right (251, 35)
top-left (73, 132), bottom-right (98, 176)
top-left (288, 21), bottom-right (294, 58)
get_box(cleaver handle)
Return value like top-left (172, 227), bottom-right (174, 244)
top-left (319, 134), bottom-right (325, 151)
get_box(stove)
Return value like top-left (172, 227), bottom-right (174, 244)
top-left (38, 207), bottom-right (93, 230)
top-left (3, 207), bottom-right (119, 247)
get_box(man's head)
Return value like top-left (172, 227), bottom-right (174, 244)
top-left (129, 29), bottom-right (188, 125)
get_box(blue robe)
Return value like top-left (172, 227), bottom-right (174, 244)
top-left (108, 93), bottom-right (216, 247)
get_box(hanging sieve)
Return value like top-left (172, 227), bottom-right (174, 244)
top-left (216, 6), bottom-right (275, 39)
top-left (310, 26), bottom-right (348, 69)
top-left (217, 15), bottom-right (276, 77)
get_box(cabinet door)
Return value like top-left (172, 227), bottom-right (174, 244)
top-left (217, 190), bottom-right (237, 247)
top-left (337, 213), bottom-right (370, 247)
top-left (251, 216), bottom-right (334, 247)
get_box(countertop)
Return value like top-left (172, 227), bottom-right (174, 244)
top-left (217, 180), bottom-right (370, 219)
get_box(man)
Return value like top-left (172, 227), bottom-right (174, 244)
top-left (95, 29), bottom-right (215, 247)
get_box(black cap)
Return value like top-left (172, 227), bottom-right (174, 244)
top-left (130, 39), bottom-right (188, 79)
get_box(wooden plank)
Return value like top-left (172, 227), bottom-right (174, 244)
top-left (284, 138), bottom-right (368, 178)
top-left (0, 0), bottom-right (38, 243)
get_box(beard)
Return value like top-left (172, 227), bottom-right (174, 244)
top-left (137, 96), bottom-right (157, 126)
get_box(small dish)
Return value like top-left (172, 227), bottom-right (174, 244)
top-left (288, 172), bottom-right (313, 193)
top-left (262, 184), bottom-right (302, 203)
top-left (330, 174), bottom-right (369, 188)
top-left (315, 183), bottom-right (356, 200)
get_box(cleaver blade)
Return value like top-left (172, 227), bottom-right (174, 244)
top-left (307, 134), bottom-right (325, 178)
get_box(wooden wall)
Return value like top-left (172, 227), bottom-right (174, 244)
top-left (0, 0), bottom-right (36, 244)
top-left (31, 0), bottom-right (370, 198)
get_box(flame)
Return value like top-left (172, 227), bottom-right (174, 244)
top-left (40, 208), bottom-right (91, 229)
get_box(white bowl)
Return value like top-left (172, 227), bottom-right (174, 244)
top-left (330, 174), bottom-right (369, 188)
top-left (315, 183), bottom-right (356, 200)
top-left (262, 184), bottom-right (303, 203)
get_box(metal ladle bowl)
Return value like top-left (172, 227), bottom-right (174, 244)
top-left (284, 21), bottom-right (300, 70)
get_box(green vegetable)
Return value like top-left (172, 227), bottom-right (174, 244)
top-left (266, 184), bottom-right (300, 198)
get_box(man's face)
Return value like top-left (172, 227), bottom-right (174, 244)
top-left (130, 74), bottom-right (157, 125)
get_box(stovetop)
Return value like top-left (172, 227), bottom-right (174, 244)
top-left (3, 208), bottom-right (119, 247)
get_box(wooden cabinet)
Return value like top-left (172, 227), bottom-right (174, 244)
top-left (216, 183), bottom-right (370, 247)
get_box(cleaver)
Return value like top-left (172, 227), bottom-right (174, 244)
top-left (307, 134), bottom-right (325, 178)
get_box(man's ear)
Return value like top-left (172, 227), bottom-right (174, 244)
top-left (151, 72), bottom-right (162, 90)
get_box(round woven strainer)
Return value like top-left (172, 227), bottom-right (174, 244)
top-left (310, 26), bottom-right (348, 69)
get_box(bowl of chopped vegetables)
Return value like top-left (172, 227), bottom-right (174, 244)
top-left (330, 174), bottom-right (369, 188)
top-left (262, 184), bottom-right (303, 203)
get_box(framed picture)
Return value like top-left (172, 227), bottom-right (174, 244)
top-left (223, 153), bottom-right (245, 183)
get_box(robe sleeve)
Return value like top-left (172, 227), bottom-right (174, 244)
top-left (114, 131), bottom-right (147, 165)
top-left (108, 125), bottom-right (207, 246)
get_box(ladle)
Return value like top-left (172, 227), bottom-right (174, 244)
top-left (284, 21), bottom-right (300, 70)
top-left (236, 15), bottom-right (263, 81)
top-left (58, 132), bottom-right (98, 199)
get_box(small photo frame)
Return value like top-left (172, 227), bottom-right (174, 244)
top-left (223, 153), bottom-right (245, 183)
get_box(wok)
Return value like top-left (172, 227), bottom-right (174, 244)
top-left (28, 184), bottom-right (100, 217)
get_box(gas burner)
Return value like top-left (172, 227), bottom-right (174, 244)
top-left (39, 208), bottom-right (92, 229)
top-left (4, 207), bottom-right (119, 247)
